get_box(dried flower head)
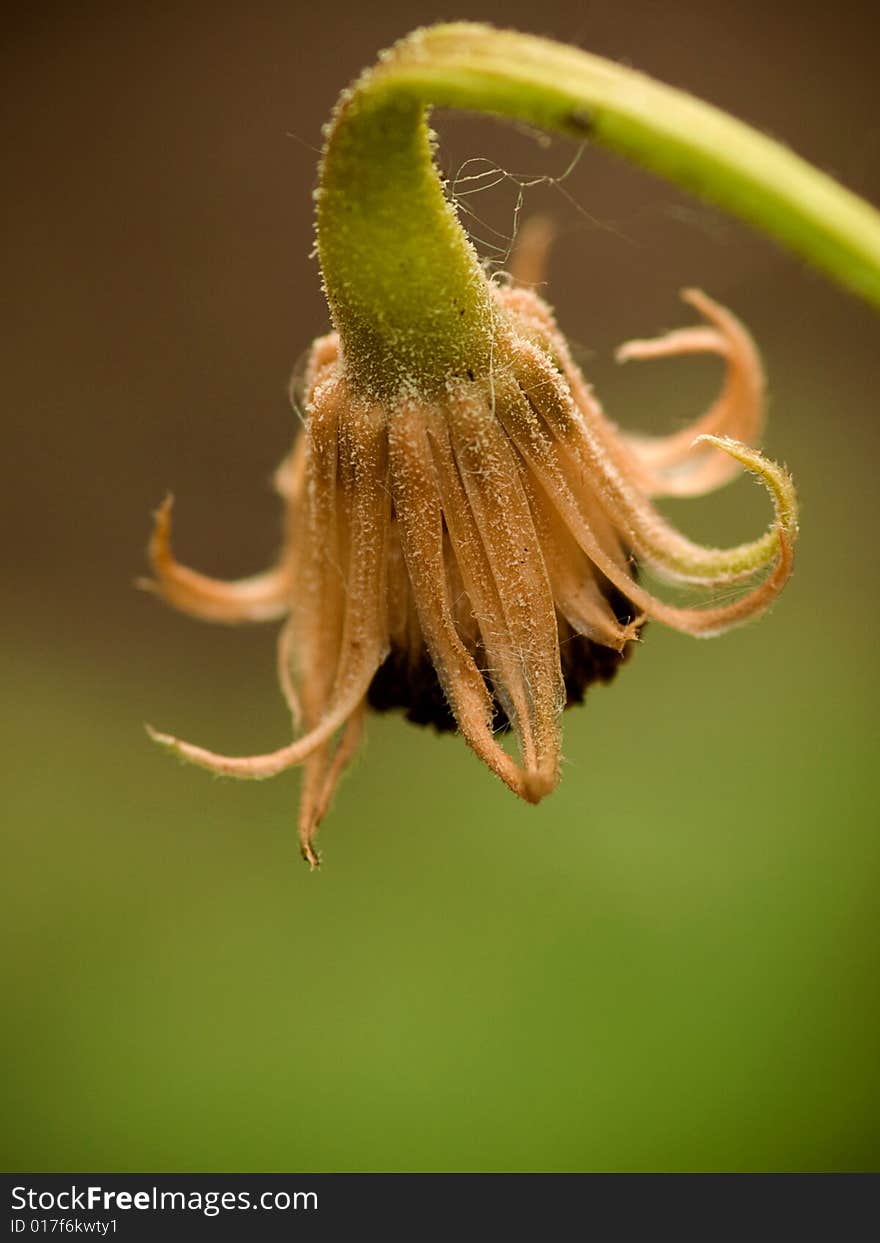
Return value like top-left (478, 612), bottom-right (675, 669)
top-left (145, 243), bottom-right (795, 864)
top-left (142, 26), bottom-right (801, 866)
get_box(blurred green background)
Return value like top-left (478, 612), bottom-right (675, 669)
top-left (3, 1), bottom-right (878, 1171)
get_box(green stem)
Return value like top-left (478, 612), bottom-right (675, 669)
top-left (318, 90), bottom-right (494, 397)
top-left (317, 23), bottom-right (880, 395)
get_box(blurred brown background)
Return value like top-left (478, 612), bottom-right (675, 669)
top-left (3, 0), bottom-right (879, 1171)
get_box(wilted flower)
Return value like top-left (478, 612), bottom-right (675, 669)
top-left (144, 223), bottom-right (796, 866)
top-left (141, 24), bottom-right (811, 866)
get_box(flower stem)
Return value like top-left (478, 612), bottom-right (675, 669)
top-left (318, 90), bottom-right (494, 397)
top-left (317, 23), bottom-right (880, 394)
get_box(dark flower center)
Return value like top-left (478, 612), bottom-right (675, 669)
top-left (367, 580), bottom-right (640, 733)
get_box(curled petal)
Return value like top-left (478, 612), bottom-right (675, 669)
top-left (696, 433), bottom-right (798, 537)
top-left (498, 387), bottom-right (797, 639)
top-left (145, 663), bottom-right (371, 779)
top-left (513, 341), bottom-right (784, 586)
top-left (147, 397), bottom-right (391, 789)
top-left (140, 495), bottom-right (291, 623)
top-left (617, 289), bottom-right (765, 497)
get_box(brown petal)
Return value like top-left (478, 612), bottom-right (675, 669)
top-left (617, 289), bottom-right (765, 497)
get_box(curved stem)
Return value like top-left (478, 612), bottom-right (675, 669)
top-left (318, 90), bottom-right (494, 397)
top-left (317, 22), bottom-right (880, 395)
